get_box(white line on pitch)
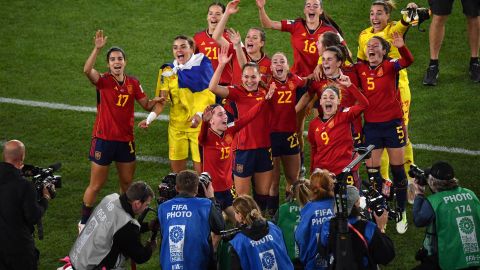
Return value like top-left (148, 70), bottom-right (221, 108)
top-left (1, 97), bottom-right (479, 156)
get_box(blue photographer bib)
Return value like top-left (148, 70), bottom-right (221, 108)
top-left (230, 221), bottom-right (294, 270)
top-left (295, 199), bottom-right (334, 270)
top-left (158, 197), bottom-right (212, 270)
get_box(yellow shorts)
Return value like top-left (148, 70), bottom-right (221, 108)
top-left (168, 125), bottom-right (200, 162)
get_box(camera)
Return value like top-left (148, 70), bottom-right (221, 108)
top-left (157, 172), bottom-right (212, 204)
top-left (362, 183), bottom-right (402, 222)
top-left (408, 164), bottom-right (428, 186)
top-left (22, 163), bottom-right (62, 200)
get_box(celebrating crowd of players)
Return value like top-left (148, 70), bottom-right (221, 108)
top-left (71, 0), bottom-right (480, 269)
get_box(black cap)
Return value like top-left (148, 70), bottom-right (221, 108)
top-left (425, 161), bottom-right (454, 181)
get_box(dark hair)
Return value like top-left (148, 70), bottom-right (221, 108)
top-left (176, 170), bottom-right (199, 194)
top-left (371, 0), bottom-right (396, 15)
top-left (173, 35), bottom-right (196, 52)
top-left (106, 46), bottom-right (126, 62)
top-left (370, 36), bottom-right (391, 58)
top-left (207, 2), bottom-right (225, 13)
top-left (126, 181), bottom-right (154, 203)
top-left (324, 46), bottom-right (345, 63)
top-left (320, 32), bottom-right (353, 64)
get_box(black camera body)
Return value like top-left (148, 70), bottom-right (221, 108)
top-left (157, 172), bottom-right (212, 204)
top-left (363, 183), bottom-right (402, 222)
top-left (22, 163), bottom-right (62, 200)
top-left (408, 164), bottom-right (428, 186)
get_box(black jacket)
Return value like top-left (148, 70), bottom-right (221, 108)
top-left (229, 219), bottom-right (270, 270)
top-left (98, 194), bottom-right (153, 269)
top-left (0, 162), bottom-right (48, 254)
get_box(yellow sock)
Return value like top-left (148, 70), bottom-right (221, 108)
top-left (404, 138), bottom-right (414, 181)
top-left (380, 149), bottom-right (390, 179)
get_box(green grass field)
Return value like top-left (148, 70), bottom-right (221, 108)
top-left (1, 0), bottom-right (479, 269)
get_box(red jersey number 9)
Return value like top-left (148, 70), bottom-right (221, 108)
top-left (320, 131), bottom-right (330, 145)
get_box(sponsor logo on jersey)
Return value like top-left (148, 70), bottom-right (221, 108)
top-left (201, 41), bottom-right (206, 46)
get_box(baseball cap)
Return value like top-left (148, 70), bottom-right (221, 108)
top-left (425, 161), bottom-right (454, 181)
top-left (346, 185), bottom-right (360, 215)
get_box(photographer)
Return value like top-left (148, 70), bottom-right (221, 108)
top-left (412, 161), bottom-right (480, 270)
top-left (158, 170), bottom-right (225, 270)
top-left (0, 140), bottom-right (51, 270)
top-left (69, 181), bottom-right (157, 269)
top-left (320, 185), bottom-right (395, 269)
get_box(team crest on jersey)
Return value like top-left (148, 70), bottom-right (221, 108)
top-left (95, 151), bottom-right (101, 160)
top-left (225, 134), bottom-right (233, 144)
top-left (236, 163), bottom-right (244, 174)
top-left (328, 120), bottom-right (335, 128)
top-left (376, 67), bottom-right (384, 77)
top-left (260, 66), bottom-right (267, 73)
top-left (127, 85), bottom-right (133, 94)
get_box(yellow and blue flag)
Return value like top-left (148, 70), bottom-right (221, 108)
top-left (166, 53), bottom-right (213, 93)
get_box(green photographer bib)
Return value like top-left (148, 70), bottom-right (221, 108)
top-left (427, 187), bottom-right (480, 269)
top-left (277, 200), bottom-right (301, 261)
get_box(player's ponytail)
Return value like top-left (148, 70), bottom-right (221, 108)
top-left (320, 12), bottom-right (345, 40)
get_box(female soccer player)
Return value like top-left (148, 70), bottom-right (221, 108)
top-left (228, 195), bottom-right (294, 270)
top-left (80, 30), bottom-right (159, 230)
top-left (209, 46), bottom-right (272, 211)
top-left (213, 0), bottom-right (271, 86)
top-left (198, 87), bottom-right (274, 223)
top-left (358, 0), bottom-right (418, 204)
top-left (307, 80), bottom-right (369, 188)
top-left (355, 33), bottom-right (413, 234)
top-left (139, 35), bottom-right (215, 174)
top-left (264, 52), bottom-right (306, 215)
top-left (256, 0), bottom-right (346, 177)
top-left (193, 2), bottom-right (234, 90)
top-left (294, 169), bottom-right (335, 269)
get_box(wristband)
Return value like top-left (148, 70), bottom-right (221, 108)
top-left (146, 112), bottom-right (158, 125)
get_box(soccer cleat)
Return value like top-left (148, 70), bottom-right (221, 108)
top-left (423, 65), bottom-right (439, 86)
top-left (469, 62), bottom-right (480, 82)
top-left (396, 211), bottom-right (408, 234)
top-left (78, 221), bottom-right (85, 234)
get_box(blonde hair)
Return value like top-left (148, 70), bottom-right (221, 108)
top-left (233, 195), bottom-right (265, 225)
top-left (372, 0), bottom-right (396, 14)
top-left (291, 180), bottom-right (311, 207)
top-left (309, 169), bottom-right (335, 201)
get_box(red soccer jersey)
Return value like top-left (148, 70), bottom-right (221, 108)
top-left (308, 85), bottom-right (369, 175)
top-left (308, 77), bottom-right (355, 108)
top-left (355, 46), bottom-right (413, 123)
top-left (268, 74), bottom-right (305, 132)
top-left (199, 101), bottom-right (267, 191)
top-left (92, 72), bottom-right (146, 142)
top-left (194, 30), bottom-right (234, 85)
top-left (231, 48), bottom-right (271, 86)
top-left (226, 85), bottom-right (271, 150)
top-left (281, 18), bottom-right (343, 77)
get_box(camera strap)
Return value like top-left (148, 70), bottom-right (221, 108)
top-left (348, 223), bottom-right (368, 250)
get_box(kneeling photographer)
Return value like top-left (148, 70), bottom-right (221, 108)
top-left (412, 161), bottom-right (480, 270)
top-left (158, 170), bottom-right (225, 270)
top-left (69, 181), bottom-right (158, 269)
top-left (0, 140), bottom-right (52, 270)
top-left (319, 185), bottom-right (395, 269)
